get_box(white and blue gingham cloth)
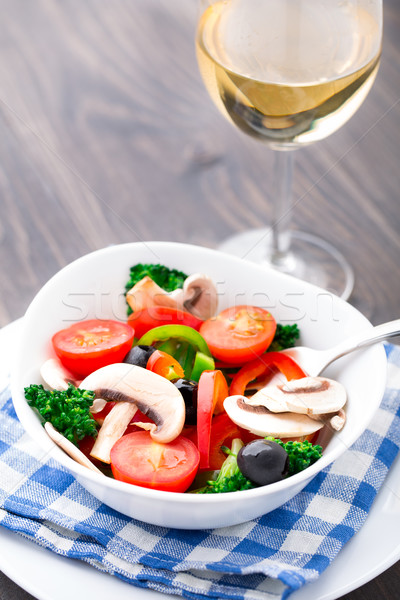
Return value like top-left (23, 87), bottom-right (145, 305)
top-left (1, 345), bottom-right (400, 600)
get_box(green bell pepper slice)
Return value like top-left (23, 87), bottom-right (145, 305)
top-left (190, 351), bottom-right (215, 382)
top-left (138, 325), bottom-right (215, 380)
top-left (182, 344), bottom-right (196, 379)
top-left (138, 325), bottom-right (212, 357)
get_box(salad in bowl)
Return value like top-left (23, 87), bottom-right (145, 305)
top-left (11, 242), bottom-right (386, 528)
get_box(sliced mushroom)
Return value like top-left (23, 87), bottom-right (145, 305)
top-left (40, 358), bottom-right (80, 391)
top-left (168, 288), bottom-right (185, 302)
top-left (80, 363), bottom-right (185, 443)
top-left (309, 408), bottom-right (346, 431)
top-left (246, 376), bottom-right (347, 416)
top-left (44, 422), bottom-right (104, 475)
top-left (224, 395), bottom-right (324, 438)
top-left (181, 274), bottom-right (218, 320)
top-left (90, 401), bottom-right (138, 463)
top-left (125, 273), bottom-right (218, 320)
top-left (90, 397), bottom-right (108, 415)
top-left (330, 408), bottom-right (346, 431)
top-left (246, 388), bottom-right (289, 413)
top-left (126, 276), bottom-right (181, 313)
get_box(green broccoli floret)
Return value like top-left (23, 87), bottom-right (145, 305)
top-left (197, 439), bottom-right (255, 494)
top-left (125, 263), bottom-right (188, 315)
top-left (24, 384), bottom-right (98, 446)
top-left (267, 437), bottom-right (322, 476)
top-left (269, 323), bottom-right (300, 352)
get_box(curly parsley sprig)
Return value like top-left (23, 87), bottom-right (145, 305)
top-left (267, 437), bottom-right (323, 476)
top-left (25, 383), bottom-right (98, 445)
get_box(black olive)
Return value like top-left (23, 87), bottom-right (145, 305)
top-left (237, 439), bottom-right (289, 486)
top-left (123, 345), bottom-right (156, 368)
top-left (172, 378), bottom-right (198, 425)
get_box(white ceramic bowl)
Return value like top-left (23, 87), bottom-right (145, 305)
top-left (11, 242), bottom-right (387, 529)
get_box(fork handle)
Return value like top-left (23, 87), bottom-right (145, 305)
top-left (326, 318), bottom-right (400, 366)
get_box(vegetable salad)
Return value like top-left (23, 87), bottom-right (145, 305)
top-left (24, 263), bottom-right (344, 495)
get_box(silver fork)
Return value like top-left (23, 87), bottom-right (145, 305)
top-left (281, 319), bottom-right (400, 376)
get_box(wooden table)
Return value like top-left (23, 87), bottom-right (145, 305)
top-left (0, 1), bottom-right (399, 598)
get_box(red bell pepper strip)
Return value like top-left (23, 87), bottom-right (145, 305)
top-left (183, 413), bottom-right (260, 470)
top-left (230, 352), bottom-right (306, 396)
top-left (206, 413), bottom-right (259, 470)
top-left (197, 370), bottom-right (228, 469)
top-left (146, 350), bottom-right (184, 380)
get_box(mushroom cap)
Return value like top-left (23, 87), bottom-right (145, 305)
top-left (223, 395), bottom-right (324, 438)
top-left (81, 363), bottom-right (185, 443)
top-left (182, 273), bottom-right (218, 320)
top-left (246, 376), bottom-right (347, 416)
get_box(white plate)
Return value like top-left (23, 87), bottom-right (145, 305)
top-left (1, 319), bottom-right (399, 600)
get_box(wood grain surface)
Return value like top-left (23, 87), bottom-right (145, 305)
top-left (0, 0), bottom-right (399, 598)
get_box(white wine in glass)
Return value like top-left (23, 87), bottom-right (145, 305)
top-left (196, 0), bottom-right (382, 298)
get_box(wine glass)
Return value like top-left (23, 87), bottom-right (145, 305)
top-left (196, 0), bottom-right (382, 299)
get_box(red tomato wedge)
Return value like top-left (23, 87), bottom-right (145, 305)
top-left (197, 370), bottom-right (229, 469)
top-left (127, 306), bottom-right (203, 339)
top-left (146, 349), bottom-right (184, 380)
top-left (52, 319), bottom-right (134, 377)
top-left (110, 431), bottom-right (200, 492)
top-left (199, 305), bottom-right (276, 365)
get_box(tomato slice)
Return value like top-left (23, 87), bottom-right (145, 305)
top-left (199, 305), bottom-right (276, 365)
top-left (146, 349), bottom-right (185, 380)
top-left (110, 431), bottom-right (200, 492)
top-left (128, 306), bottom-right (203, 339)
top-left (197, 370), bottom-right (229, 469)
top-left (230, 352), bottom-right (306, 396)
top-left (52, 319), bottom-right (134, 377)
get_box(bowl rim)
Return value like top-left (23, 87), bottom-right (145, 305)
top-left (11, 241), bottom-right (388, 505)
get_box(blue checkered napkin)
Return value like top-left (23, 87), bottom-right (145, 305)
top-left (1, 345), bottom-right (400, 600)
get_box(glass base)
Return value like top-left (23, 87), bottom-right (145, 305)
top-left (218, 228), bottom-right (354, 300)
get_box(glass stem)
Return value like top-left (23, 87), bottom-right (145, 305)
top-left (269, 149), bottom-right (296, 272)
